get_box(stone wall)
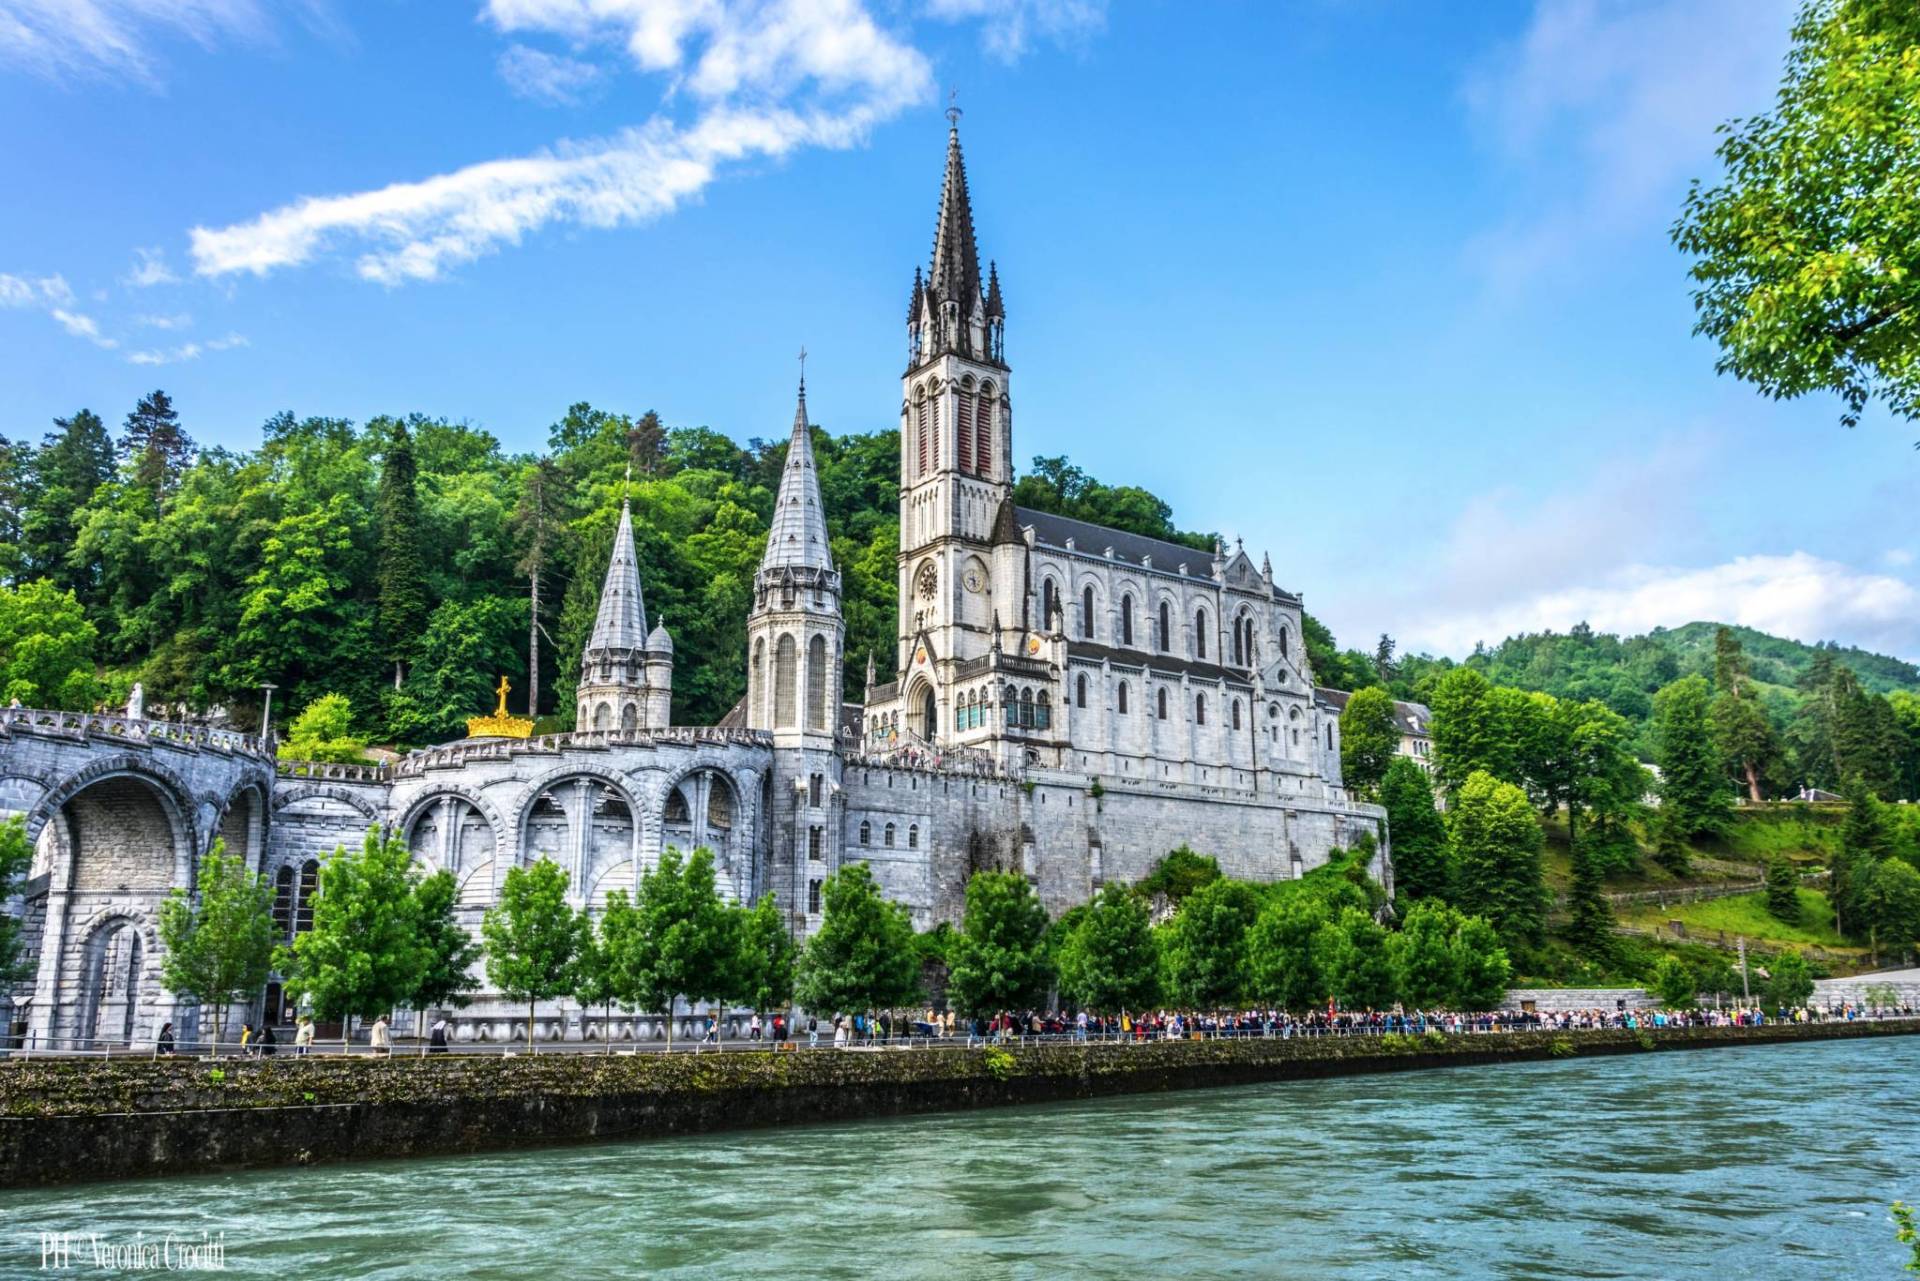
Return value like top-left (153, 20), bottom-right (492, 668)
top-left (4, 1019), bottom-right (1915, 1187)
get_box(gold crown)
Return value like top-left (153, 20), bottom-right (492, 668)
top-left (468, 675), bottom-right (535, 739)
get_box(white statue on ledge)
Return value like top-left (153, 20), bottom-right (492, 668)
top-left (125, 682), bottom-right (145, 721)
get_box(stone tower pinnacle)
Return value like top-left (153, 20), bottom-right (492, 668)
top-left (761, 379), bottom-right (834, 573)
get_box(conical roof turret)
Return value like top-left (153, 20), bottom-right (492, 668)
top-left (761, 380), bottom-right (834, 572)
top-left (928, 123), bottom-right (983, 310)
top-left (587, 498), bottom-right (647, 652)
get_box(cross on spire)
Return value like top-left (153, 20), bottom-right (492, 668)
top-left (946, 87), bottom-right (961, 129)
top-left (797, 344), bottom-right (807, 391)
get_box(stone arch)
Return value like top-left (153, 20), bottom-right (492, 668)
top-left (70, 911), bottom-right (163, 1047)
top-left (271, 782), bottom-right (382, 826)
top-left (397, 786), bottom-right (507, 881)
top-left (654, 763), bottom-right (751, 903)
top-left (31, 758), bottom-right (199, 894)
top-left (905, 677), bottom-right (938, 740)
top-left (774, 633), bottom-right (798, 728)
top-left (215, 780), bottom-right (270, 870)
top-left (27, 753), bottom-right (199, 855)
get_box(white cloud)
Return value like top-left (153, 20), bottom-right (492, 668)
top-left (923, 0), bottom-right (1105, 62)
top-left (193, 0), bottom-right (933, 283)
top-left (205, 331), bottom-right (246, 349)
top-left (135, 310), bottom-right (192, 329)
top-left (497, 42), bottom-right (603, 105)
top-left (127, 341), bottom-right (199, 365)
top-left (1886, 549), bottom-right (1916, 569)
top-left (0, 0), bottom-right (266, 82)
top-left (0, 272), bottom-right (73, 307)
top-left (1461, 0), bottom-right (1796, 292)
top-left (50, 308), bottom-right (117, 348)
top-left (123, 246), bottom-right (180, 287)
top-left (1403, 552), bottom-right (1920, 661)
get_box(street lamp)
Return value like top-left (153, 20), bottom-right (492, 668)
top-left (258, 682), bottom-right (279, 742)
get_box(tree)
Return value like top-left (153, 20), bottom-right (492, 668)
top-left (1834, 777), bottom-right (1896, 936)
top-left (280, 827), bottom-right (431, 1046)
top-left (1057, 883), bottom-right (1161, 1013)
top-left (1673, 0), bottom-right (1920, 437)
top-left (1447, 771), bottom-right (1548, 947)
top-left (1386, 900), bottom-right (1461, 1010)
top-left (1379, 758), bottom-right (1448, 903)
top-left (384, 596), bottom-right (526, 744)
top-left (1314, 906), bottom-right (1395, 1011)
top-left (1653, 675), bottom-right (1733, 841)
top-left (119, 390), bottom-right (194, 507)
top-left (1711, 628), bottom-right (1786, 803)
top-left (375, 420), bottom-right (429, 688)
top-left (1766, 856), bottom-right (1802, 924)
top-left (626, 845), bottom-right (737, 1047)
top-left (1762, 951), bottom-right (1815, 1009)
top-left (511, 456), bottom-right (566, 720)
top-left (1163, 877), bottom-right (1259, 1010)
top-left (1450, 914), bottom-right (1512, 1010)
top-left (482, 857), bottom-right (586, 1050)
top-left (1137, 846), bottom-right (1221, 905)
top-left (1860, 857), bottom-right (1920, 965)
top-left (412, 869), bottom-right (481, 1012)
top-left (794, 862), bottom-right (921, 1018)
top-left (0, 580), bottom-right (100, 708)
top-left (0, 818), bottom-right (32, 985)
top-left (733, 893), bottom-right (797, 1025)
top-left (277, 694), bottom-right (368, 764)
top-left (1247, 898), bottom-right (1331, 1013)
top-left (946, 871), bottom-right (1054, 1018)
top-left (1339, 686), bottom-right (1400, 798)
top-left (157, 840), bottom-right (276, 1051)
top-left (1564, 838), bottom-right (1615, 963)
top-left (1650, 955), bottom-right (1697, 1009)
top-left (1429, 668), bottom-right (1516, 795)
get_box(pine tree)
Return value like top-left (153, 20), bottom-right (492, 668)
top-left (1710, 626), bottom-right (1785, 803)
top-left (1653, 675), bottom-right (1733, 840)
top-left (1565, 839), bottom-right (1615, 962)
top-left (1833, 777), bottom-right (1895, 938)
top-left (511, 457), bottom-right (565, 719)
top-left (24, 409), bottom-right (113, 597)
top-left (1765, 854), bottom-right (1801, 924)
top-left (119, 390), bottom-right (194, 507)
top-left (375, 420), bottom-right (429, 689)
top-left (627, 409), bottom-right (666, 475)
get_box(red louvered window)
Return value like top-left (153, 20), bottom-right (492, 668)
top-left (916, 398), bottom-right (929, 477)
top-left (975, 391), bottom-right (993, 475)
top-left (956, 391), bottom-right (973, 473)
top-left (931, 395), bottom-right (941, 469)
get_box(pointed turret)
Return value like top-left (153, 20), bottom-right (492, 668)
top-left (928, 123), bottom-right (982, 310)
top-left (761, 380), bottom-right (834, 573)
top-left (907, 266), bottom-right (925, 326)
top-left (589, 500), bottom-right (647, 651)
top-left (985, 261), bottom-right (1004, 320)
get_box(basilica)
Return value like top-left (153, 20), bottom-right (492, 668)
top-left (1, 123), bottom-right (1387, 1048)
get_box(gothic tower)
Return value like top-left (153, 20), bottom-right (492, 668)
top-left (896, 118), bottom-right (1012, 742)
top-left (746, 380), bottom-right (845, 932)
top-left (576, 496), bottom-right (673, 733)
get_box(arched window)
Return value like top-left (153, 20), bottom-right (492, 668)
top-left (975, 384), bottom-right (995, 474)
top-left (1042, 578), bottom-right (1059, 628)
top-left (908, 824), bottom-right (920, 849)
top-left (807, 634), bottom-right (829, 730)
top-left (295, 860), bottom-right (320, 935)
top-left (1076, 673), bottom-right (1088, 709)
top-left (1117, 682), bottom-right (1130, 714)
top-left (1158, 601), bottom-right (1172, 652)
top-left (1195, 608), bottom-right (1208, 660)
top-left (1081, 585), bottom-right (1095, 639)
top-left (621, 702), bottom-right (638, 732)
top-left (931, 392), bottom-right (941, 469)
top-left (1121, 596), bottom-right (1134, 647)
top-left (593, 702), bottom-right (611, 730)
top-left (808, 879), bottom-right (822, 913)
top-left (751, 637), bottom-right (765, 723)
top-left (859, 820), bottom-right (872, 846)
top-left (272, 865), bottom-right (294, 941)
top-left (1004, 683), bottom-right (1018, 727)
top-left (1156, 687), bottom-right (1168, 720)
top-left (1018, 687), bottom-right (1036, 728)
top-left (1279, 625), bottom-right (1290, 661)
top-left (957, 381), bottom-right (974, 473)
top-left (1036, 691), bottom-right (1051, 730)
top-left (1196, 694), bottom-right (1207, 725)
top-left (884, 822), bottom-right (896, 848)
top-left (1326, 724), bottom-right (1335, 749)
top-left (1232, 699), bottom-right (1242, 730)
top-left (774, 634), bottom-right (797, 728)
top-left (914, 389), bottom-right (929, 478)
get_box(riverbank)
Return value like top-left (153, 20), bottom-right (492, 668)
top-left (5, 1019), bottom-right (1916, 1187)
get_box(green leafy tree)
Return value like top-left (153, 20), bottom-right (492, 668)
top-left (1673, 0), bottom-right (1920, 436)
top-left (1834, 777), bottom-right (1896, 936)
top-left (947, 871), bottom-right (1054, 1017)
top-left (1762, 951), bottom-right (1815, 1009)
top-left (1765, 855), bottom-right (1802, 924)
top-left (482, 857), bottom-right (586, 1050)
top-left (1247, 898), bottom-right (1330, 1013)
top-left (733, 893), bottom-right (797, 1024)
top-left (1447, 771), bottom-right (1548, 948)
top-left (375, 420), bottom-right (429, 688)
top-left (1860, 857), bottom-right (1920, 966)
top-left (280, 827), bottom-right (431, 1046)
top-left (384, 596), bottom-right (527, 744)
top-left (1057, 883), bottom-right (1161, 1013)
top-left (1338, 686), bottom-right (1400, 798)
top-left (1450, 914), bottom-right (1512, 1010)
top-left (412, 869), bottom-right (482, 1012)
top-left (156, 840), bottom-right (276, 1051)
top-left (277, 693), bottom-right (368, 764)
top-left (583, 889), bottom-right (644, 1035)
top-left (1379, 758), bottom-right (1448, 903)
top-left (1313, 906), bottom-right (1394, 1011)
top-left (1429, 668), bottom-right (1517, 795)
top-left (1137, 846), bottom-right (1221, 904)
top-left (0, 818), bottom-right (32, 985)
top-left (1711, 627), bottom-right (1787, 802)
top-left (0, 580), bottom-right (100, 708)
top-left (624, 845), bottom-right (737, 1047)
top-left (1650, 955), bottom-right (1697, 1009)
top-left (794, 861), bottom-right (921, 1018)
top-left (1386, 900), bottom-right (1461, 1010)
top-left (1164, 877), bottom-right (1259, 1010)
top-left (1653, 675), bottom-right (1734, 841)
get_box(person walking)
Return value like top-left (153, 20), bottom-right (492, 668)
top-left (259, 1022), bottom-right (278, 1057)
top-left (750, 1012), bottom-right (763, 1043)
top-left (294, 1016), bottom-right (314, 1056)
top-left (156, 1022), bottom-right (175, 1056)
top-left (807, 1014), bottom-right (819, 1048)
top-left (833, 1015), bottom-right (849, 1049)
top-left (370, 1014), bottom-right (392, 1057)
top-left (239, 1022), bottom-right (254, 1057)
top-left (429, 1018), bottom-right (449, 1053)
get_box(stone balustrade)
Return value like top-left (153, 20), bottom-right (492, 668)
top-left (0, 705), bottom-right (271, 759)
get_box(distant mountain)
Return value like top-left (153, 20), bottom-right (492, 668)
top-left (1651, 622), bottom-right (1920, 696)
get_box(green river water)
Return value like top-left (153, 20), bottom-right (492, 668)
top-left (5, 1036), bottom-right (1918, 1279)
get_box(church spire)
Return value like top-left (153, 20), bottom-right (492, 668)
top-left (587, 498), bottom-right (647, 652)
top-left (928, 120), bottom-right (982, 310)
top-left (761, 376), bottom-right (834, 572)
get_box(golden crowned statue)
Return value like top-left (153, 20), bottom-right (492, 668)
top-left (466, 675), bottom-right (534, 739)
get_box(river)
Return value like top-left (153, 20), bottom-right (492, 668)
top-left (6, 1036), bottom-right (1918, 1279)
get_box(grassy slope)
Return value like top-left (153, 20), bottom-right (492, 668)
top-left (1617, 888), bottom-right (1855, 952)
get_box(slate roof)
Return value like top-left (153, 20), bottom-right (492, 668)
top-left (1315, 687), bottom-right (1432, 737)
top-left (761, 382), bottom-right (833, 572)
top-left (1016, 507), bottom-right (1215, 574)
top-left (586, 500), bottom-right (648, 652)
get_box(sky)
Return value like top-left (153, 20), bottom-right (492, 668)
top-left (2, 0), bottom-right (1916, 663)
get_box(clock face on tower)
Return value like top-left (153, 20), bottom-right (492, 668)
top-left (964, 568), bottom-right (984, 593)
top-left (916, 563), bottom-right (938, 601)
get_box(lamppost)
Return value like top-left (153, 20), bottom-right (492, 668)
top-left (258, 682), bottom-right (278, 742)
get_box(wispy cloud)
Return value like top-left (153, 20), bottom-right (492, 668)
top-left (134, 310), bottom-right (192, 329)
top-left (1461, 0), bottom-right (1795, 293)
top-left (124, 331), bottom-right (243, 364)
top-left (0, 0), bottom-right (268, 82)
top-left (50, 307), bottom-right (117, 348)
top-left (924, 0), bottom-right (1106, 62)
top-left (0, 272), bottom-right (73, 308)
top-left (497, 43), bottom-right (603, 105)
top-left (123, 246), bottom-right (180, 287)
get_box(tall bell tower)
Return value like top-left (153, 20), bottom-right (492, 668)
top-left (895, 113), bottom-right (1013, 741)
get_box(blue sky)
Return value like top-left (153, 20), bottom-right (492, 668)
top-left (2, 0), bottom-right (1916, 661)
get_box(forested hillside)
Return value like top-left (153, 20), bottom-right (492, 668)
top-left (1, 387), bottom-right (1916, 785)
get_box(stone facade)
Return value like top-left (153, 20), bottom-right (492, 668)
top-left (0, 123), bottom-right (1388, 1047)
